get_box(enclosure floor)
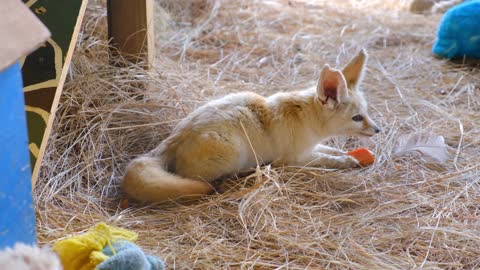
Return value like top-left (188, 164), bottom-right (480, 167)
top-left (36, 0), bottom-right (480, 269)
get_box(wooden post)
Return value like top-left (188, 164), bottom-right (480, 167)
top-left (107, 0), bottom-right (155, 68)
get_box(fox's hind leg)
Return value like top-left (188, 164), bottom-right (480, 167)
top-left (175, 131), bottom-right (243, 183)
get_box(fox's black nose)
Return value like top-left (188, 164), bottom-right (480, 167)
top-left (374, 126), bottom-right (381, 133)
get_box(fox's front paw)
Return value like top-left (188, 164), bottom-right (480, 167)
top-left (313, 144), bottom-right (347, 156)
top-left (334, 155), bottom-right (360, 169)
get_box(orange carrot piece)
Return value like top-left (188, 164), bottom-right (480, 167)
top-left (347, 148), bottom-right (375, 167)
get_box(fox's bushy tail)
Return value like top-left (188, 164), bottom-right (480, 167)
top-left (122, 156), bottom-right (213, 203)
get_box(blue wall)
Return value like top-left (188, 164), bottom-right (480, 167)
top-left (0, 63), bottom-right (36, 247)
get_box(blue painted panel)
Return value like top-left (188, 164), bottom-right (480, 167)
top-left (0, 63), bottom-right (36, 247)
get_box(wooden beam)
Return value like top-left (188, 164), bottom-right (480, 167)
top-left (107, 0), bottom-right (155, 67)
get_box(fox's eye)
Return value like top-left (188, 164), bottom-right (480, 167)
top-left (352, 115), bottom-right (363, 122)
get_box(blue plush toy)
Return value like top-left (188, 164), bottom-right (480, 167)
top-left (433, 0), bottom-right (480, 59)
top-left (97, 240), bottom-right (165, 270)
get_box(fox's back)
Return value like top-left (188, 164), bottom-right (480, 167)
top-left (173, 91), bottom-right (272, 135)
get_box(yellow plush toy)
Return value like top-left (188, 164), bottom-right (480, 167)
top-left (52, 222), bottom-right (137, 270)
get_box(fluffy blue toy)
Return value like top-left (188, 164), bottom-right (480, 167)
top-left (96, 240), bottom-right (165, 270)
top-left (432, 0), bottom-right (480, 59)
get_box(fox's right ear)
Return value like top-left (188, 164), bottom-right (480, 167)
top-left (317, 64), bottom-right (348, 109)
top-left (342, 49), bottom-right (368, 90)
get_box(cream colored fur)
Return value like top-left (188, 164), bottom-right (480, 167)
top-left (122, 49), bottom-right (380, 203)
top-left (0, 244), bottom-right (62, 270)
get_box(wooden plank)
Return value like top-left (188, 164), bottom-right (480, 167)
top-left (21, 0), bottom-right (89, 187)
top-left (0, 63), bottom-right (36, 247)
top-left (107, 0), bottom-right (155, 67)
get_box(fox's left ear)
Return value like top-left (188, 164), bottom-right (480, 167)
top-left (342, 49), bottom-right (368, 90)
top-left (317, 64), bottom-right (348, 109)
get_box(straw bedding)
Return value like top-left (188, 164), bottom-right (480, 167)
top-left (36, 0), bottom-right (480, 269)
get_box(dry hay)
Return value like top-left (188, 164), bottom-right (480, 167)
top-left (35, 0), bottom-right (480, 269)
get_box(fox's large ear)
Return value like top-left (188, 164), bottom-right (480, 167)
top-left (342, 49), bottom-right (367, 90)
top-left (317, 64), bottom-right (348, 108)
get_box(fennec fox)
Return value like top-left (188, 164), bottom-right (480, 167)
top-left (123, 49), bottom-right (380, 203)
